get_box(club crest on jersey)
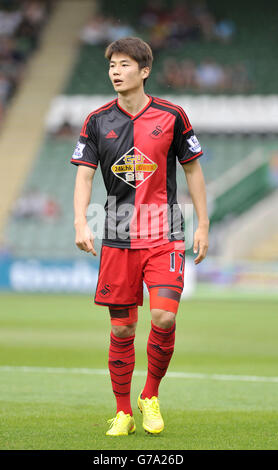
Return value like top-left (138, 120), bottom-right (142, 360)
top-left (111, 146), bottom-right (158, 188)
top-left (150, 125), bottom-right (163, 139)
top-left (186, 135), bottom-right (201, 153)
top-left (72, 141), bottom-right (85, 159)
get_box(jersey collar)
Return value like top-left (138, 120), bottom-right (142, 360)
top-left (116, 95), bottom-right (153, 121)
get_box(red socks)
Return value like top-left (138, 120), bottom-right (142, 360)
top-left (142, 321), bottom-right (176, 399)
top-left (108, 331), bottom-right (135, 415)
top-left (108, 322), bottom-right (175, 414)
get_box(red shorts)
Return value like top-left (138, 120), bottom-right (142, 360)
top-left (94, 241), bottom-right (185, 316)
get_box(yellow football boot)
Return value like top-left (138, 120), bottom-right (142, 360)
top-left (137, 393), bottom-right (164, 434)
top-left (106, 411), bottom-right (136, 436)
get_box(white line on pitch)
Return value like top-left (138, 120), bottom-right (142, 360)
top-left (0, 366), bottom-right (278, 384)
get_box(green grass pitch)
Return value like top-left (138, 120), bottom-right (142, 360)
top-left (0, 293), bottom-right (277, 450)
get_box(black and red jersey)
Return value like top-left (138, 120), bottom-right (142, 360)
top-left (71, 95), bottom-right (203, 249)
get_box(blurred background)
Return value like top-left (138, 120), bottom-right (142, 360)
top-left (0, 0), bottom-right (277, 298)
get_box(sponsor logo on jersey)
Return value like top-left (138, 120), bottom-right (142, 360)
top-left (72, 141), bottom-right (86, 159)
top-left (111, 146), bottom-right (158, 188)
top-left (150, 125), bottom-right (163, 139)
top-left (186, 135), bottom-right (201, 153)
top-left (106, 130), bottom-right (118, 139)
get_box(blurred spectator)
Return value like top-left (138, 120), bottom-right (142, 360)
top-left (140, 1), bottom-right (200, 50)
top-left (0, 6), bottom-right (22, 36)
top-left (214, 19), bottom-right (236, 43)
top-left (79, 1), bottom-right (236, 50)
top-left (22, 0), bottom-right (47, 27)
top-left (192, 1), bottom-right (216, 42)
top-left (0, 70), bottom-right (11, 104)
top-left (0, 35), bottom-right (24, 65)
top-left (53, 121), bottom-right (76, 139)
top-left (228, 62), bottom-right (253, 92)
top-left (79, 14), bottom-right (108, 45)
top-left (0, 36), bottom-right (25, 96)
top-left (81, 1), bottom-right (236, 51)
top-left (79, 15), bottom-right (135, 46)
top-left (147, 20), bottom-right (170, 51)
top-left (139, 0), bottom-right (166, 29)
top-left (159, 56), bottom-right (252, 93)
top-left (0, 0), bottom-right (52, 128)
top-left (12, 188), bottom-right (61, 221)
top-left (158, 57), bottom-right (184, 89)
top-left (139, 0), bottom-right (236, 49)
top-left (107, 18), bottom-right (134, 42)
top-left (169, 3), bottom-right (200, 44)
top-left (181, 59), bottom-right (196, 88)
top-left (195, 58), bottom-right (226, 91)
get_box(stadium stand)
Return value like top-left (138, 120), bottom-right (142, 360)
top-left (218, 189), bottom-right (278, 261)
top-left (0, 0), bottom-right (93, 240)
top-left (5, 134), bottom-right (106, 259)
top-left (0, 0), bottom-right (53, 126)
top-left (65, 0), bottom-right (277, 95)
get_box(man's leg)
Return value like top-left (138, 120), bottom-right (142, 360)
top-left (94, 246), bottom-right (143, 435)
top-left (139, 241), bottom-right (185, 433)
top-left (141, 307), bottom-right (176, 400)
top-left (108, 308), bottom-right (137, 416)
top-left (138, 298), bottom-right (179, 434)
top-left (106, 307), bottom-right (138, 436)
top-left (142, 242), bottom-right (184, 401)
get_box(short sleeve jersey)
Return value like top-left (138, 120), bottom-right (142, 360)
top-left (71, 95), bottom-right (203, 249)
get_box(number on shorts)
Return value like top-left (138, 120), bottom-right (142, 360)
top-left (169, 252), bottom-right (185, 273)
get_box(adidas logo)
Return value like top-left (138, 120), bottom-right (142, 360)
top-left (176, 275), bottom-right (183, 282)
top-left (106, 130), bottom-right (118, 139)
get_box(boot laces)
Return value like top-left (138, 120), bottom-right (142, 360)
top-left (145, 397), bottom-right (160, 418)
top-left (107, 412), bottom-right (129, 430)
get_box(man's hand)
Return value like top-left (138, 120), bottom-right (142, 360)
top-left (75, 222), bottom-right (97, 256)
top-left (193, 224), bottom-right (209, 264)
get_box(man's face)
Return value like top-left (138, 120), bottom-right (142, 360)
top-left (109, 53), bottom-right (149, 93)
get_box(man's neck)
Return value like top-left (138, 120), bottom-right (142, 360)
top-left (117, 89), bottom-right (150, 117)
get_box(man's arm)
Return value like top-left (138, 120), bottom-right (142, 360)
top-left (74, 165), bottom-right (97, 256)
top-left (182, 159), bottom-right (209, 264)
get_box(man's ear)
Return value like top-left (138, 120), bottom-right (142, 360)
top-left (142, 67), bottom-right (150, 79)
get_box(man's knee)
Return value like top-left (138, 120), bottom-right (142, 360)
top-left (109, 306), bottom-right (138, 337)
top-left (151, 309), bottom-right (176, 329)
top-left (111, 323), bottom-right (137, 338)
